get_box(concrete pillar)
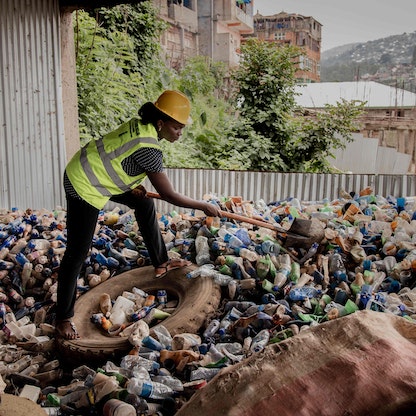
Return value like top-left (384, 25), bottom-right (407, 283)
top-left (60, 10), bottom-right (80, 161)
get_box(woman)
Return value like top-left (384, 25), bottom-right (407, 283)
top-left (56, 90), bottom-right (221, 340)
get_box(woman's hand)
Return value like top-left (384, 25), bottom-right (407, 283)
top-left (202, 202), bottom-right (222, 218)
top-left (131, 185), bottom-right (148, 198)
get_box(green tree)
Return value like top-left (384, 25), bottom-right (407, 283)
top-left (230, 39), bottom-right (364, 172)
top-left (160, 56), bottom-right (235, 169)
top-left (92, 2), bottom-right (168, 76)
top-left (75, 10), bottom-right (143, 144)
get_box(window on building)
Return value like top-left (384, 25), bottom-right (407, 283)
top-left (274, 32), bottom-right (285, 40)
top-left (168, 0), bottom-right (193, 8)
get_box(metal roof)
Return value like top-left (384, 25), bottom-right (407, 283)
top-left (295, 81), bottom-right (416, 109)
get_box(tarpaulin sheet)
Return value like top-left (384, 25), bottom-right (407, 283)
top-left (177, 310), bottom-right (416, 416)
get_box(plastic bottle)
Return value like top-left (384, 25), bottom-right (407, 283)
top-left (224, 301), bottom-right (256, 313)
top-left (120, 355), bottom-right (160, 373)
top-left (171, 333), bottom-right (201, 350)
top-left (223, 233), bottom-right (245, 250)
top-left (0, 247), bottom-right (9, 260)
top-left (9, 238), bottom-right (27, 254)
top-left (202, 318), bottom-right (220, 339)
top-left (200, 267), bottom-right (234, 286)
top-left (250, 329), bottom-right (270, 353)
top-left (152, 325), bottom-right (172, 350)
top-left (189, 367), bottom-right (221, 382)
top-left (234, 247), bottom-right (259, 262)
top-left (195, 235), bottom-right (211, 266)
top-left (288, 286), bottom-right (321, 301)
top-left (215, 342), bottom-right (243, 355)
top-left (141, 335), bottom-right (164, 352)
top-left (358, 284), bottom-right (373, 308)
top-left (21, 262), bottom-right (33, 290)
top-left (273, 253), bottom-right (291, 289)
top-left (218, 307), bottom-right (242, 338)
top-left (299, 242), bottom-right (319, 264)
top-left (152, 375), bottom-right (184, 392)
top-left (328, 251), bottom-right (347, 281)
top-left (103, 398), bottom-right (136, 416)
top-left (186, 264), bottom-right (215, 279)
top-left (126, 378), bottom-right (173, 400)
top-left (27, 238), bottom-right (50, 251)
top-left (223, 255), bottom-right (251, 279)
top-left (234, 228), bottom-right (251, 246)
top-left (289, 261), bottom-right (301, 283)
top-left (260, 240), bottom-right (281, 256)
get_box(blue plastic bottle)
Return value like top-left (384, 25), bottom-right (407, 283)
top-left (288, 286), bottom-right (321, 301)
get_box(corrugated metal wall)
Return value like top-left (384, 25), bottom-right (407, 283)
top-left (138, 170), bottom-right (416, 214)
top-left (0, 0), bottom-right (66, 210)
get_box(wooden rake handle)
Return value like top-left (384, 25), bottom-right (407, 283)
top-left (145, 191), bottom-right (287, 234)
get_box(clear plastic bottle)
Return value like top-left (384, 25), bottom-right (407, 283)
top-left (250, 329), bottom-right (270, 353)
top-left (328, 251), bottom-right (347, 281)
top-left (152, 325), bottom-right (172, 350)
top-left (299, 242), bottom-right (319, 264)
top-left (195, 235), bottom-right (211, 266)
top-left (27, 238), bottom-right (51, 251)
top-left (234, 247), bottom-right (259, 262)
top-left (288, 286), bottom-right (321, 301)
top-left (186, 264), bottom-right (215, 279)
top-left (200, 268), bottom-right (234, 286)
top-left (126, 378), bottom-right (173, 400)
top-left (152, 375), bottom-right (184, 392)
top-left (189, 367), bottom-right (221, 382)
top-left (202, 318), bottom-right (220, 339)
top-left (218, 307), bottom-right (242, 338)
top-left (273, 253), bottom-right (291, 289)
top-left (120, 355), bottom-right (160, 373)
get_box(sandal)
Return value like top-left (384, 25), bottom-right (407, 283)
top-left (155, 259), bottom-right (192, 279)
top-left (55, 319), bottom-right (80, 340)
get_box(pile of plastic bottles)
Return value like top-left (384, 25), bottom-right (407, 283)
top-left (1, 188), bottom-right (416, 415)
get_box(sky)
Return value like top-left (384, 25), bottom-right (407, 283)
top-left (253, 0), bottom-right (416, 51)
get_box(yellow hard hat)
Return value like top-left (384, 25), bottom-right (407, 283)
top-left (154, 90), bottom-right (191, 125)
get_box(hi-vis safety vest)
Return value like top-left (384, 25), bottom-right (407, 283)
top-left (66, 118), bottom-right (161, 209)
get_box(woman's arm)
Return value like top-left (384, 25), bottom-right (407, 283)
top-left (146, 171), bottom-right (221, 217)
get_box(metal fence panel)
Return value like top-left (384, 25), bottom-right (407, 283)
top-left (0, 0), bottom-right (66, 210)
top-left (130, 170), bottom-right (416, 215)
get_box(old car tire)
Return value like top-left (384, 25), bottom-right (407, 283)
top-left (56, 264), bottom-right (221, 366)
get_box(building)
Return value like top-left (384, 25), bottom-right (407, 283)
top-left (154, 0), bottom-right (254, 69)
top-left (295, 81), bottom-right (416, 172)
top-left (153, 0), bottom-right (199, 70)
top-left (249, 11), bottom-right (322, 83)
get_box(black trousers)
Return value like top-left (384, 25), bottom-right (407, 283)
top-left (56, 191), bottom-right (168, 321)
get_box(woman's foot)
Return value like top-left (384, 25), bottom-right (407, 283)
top-left (155, 258), bottom-right (192, 279)
top-left (55, 319), bottom-right (80, 340)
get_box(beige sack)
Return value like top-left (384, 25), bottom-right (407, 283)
top-left (177, 310), bottom-right (416, 416)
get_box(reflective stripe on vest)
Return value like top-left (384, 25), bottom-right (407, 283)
top-left (66, 119), bottom-right (160, 209)
top-left (80, 135), bottom-right (159, 196)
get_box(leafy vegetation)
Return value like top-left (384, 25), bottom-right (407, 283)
top-left (75, 3), bottom-right (364, 173)
top-left (229, 39), bottom-right (365, 172)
